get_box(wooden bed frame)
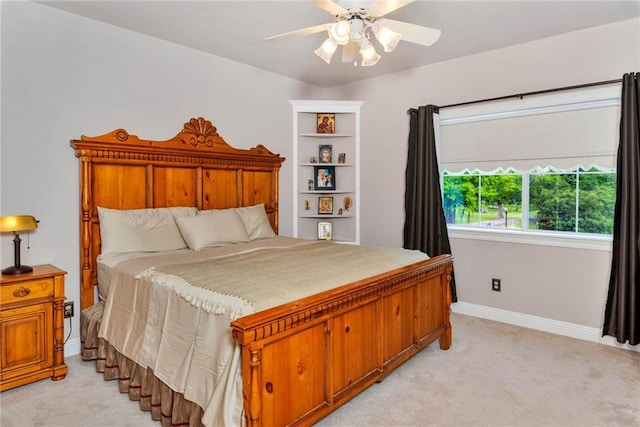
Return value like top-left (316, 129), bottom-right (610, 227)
top-left (71, 117), bottom-right (453, 426)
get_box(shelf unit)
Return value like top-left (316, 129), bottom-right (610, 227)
top-left (291, 100), bottom-right (362, 244)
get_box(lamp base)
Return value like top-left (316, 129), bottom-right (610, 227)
top-left (2, 265), bottom-right (33, 275)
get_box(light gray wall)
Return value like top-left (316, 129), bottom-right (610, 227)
top-left (0, 2), bottom-right (325, 348)
top-left (326, 18), bottom-right (640, 330)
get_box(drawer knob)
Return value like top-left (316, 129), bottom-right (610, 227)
top-left (13, 286), bottom-right (31, 298)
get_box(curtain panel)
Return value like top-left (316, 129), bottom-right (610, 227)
top-left (603, 72), bottom-right (640, 346)
top-left (404, 105), bottom-right (457, 302)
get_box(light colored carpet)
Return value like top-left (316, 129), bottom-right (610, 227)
top-left (1, 313), bottom-right (638, 426)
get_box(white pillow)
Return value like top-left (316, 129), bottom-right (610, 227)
top-left (98, 206), bottom-right (197, 255)
top-left (235, 203), bottom-right (276, 240)
top-left (176, 208), bottom-right (250, 250)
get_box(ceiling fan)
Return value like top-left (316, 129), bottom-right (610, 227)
top-left (265, 0), bottom-right (441, 67)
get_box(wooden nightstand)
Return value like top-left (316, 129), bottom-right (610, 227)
top-left (0, 264), bottom-right (68, 391)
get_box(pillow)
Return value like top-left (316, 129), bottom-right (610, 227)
top-left (176, 208), bottom-right (250, 250)
top-left (235, 203), bottom-right (276, 240)
top-left (98, 207), bottom-right (196, 255)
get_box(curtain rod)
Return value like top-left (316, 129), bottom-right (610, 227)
top-left (408, 78), bottom-right (622, 114)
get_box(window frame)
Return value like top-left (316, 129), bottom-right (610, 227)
top-left (439, 85), bottom-right (620, 251)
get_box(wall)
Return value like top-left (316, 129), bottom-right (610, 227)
top-left (0, 1), bottom-right (325, 353)
top-left (326, 18), bottom-right (640, 346)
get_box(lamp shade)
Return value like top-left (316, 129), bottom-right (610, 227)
top-left (315, 38), bottom-right (338, 64)
top-left (359, 39), bottom-right (381, 67)
top-left (0, 215), bottom-right (38, 233)
top-left (328, 21), bottom-right (350, 45)
top-left (373, 24), bottom-right (402, 52)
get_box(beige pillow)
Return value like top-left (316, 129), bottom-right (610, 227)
top-left (98, 206), bottom-right (196, 255)
top-left (176, 208), bottom-right (250, 250)
top-left (235, 203), bottom-right (276, 240)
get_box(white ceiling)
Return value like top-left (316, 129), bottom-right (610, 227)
top-left (39, 1), bottom-right (640, 88)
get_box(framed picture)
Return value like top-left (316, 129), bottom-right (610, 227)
top-left (337, 152), bottom-right (346, 164)
top-left (317, 221), bottom-right (332, 240)
top-left (319, 144), bottom-right (332, 163)
top-left (343, 196), bottom-right (353, 211)
top-left (316, 113), bottom-right (335, 134)
top-left (314, 166), bottom-right (336, 190)
top-left (318, 196), bottom-right (334, 214)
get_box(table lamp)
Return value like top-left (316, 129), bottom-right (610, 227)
top-left (1, 215), bottom-right (39, 275)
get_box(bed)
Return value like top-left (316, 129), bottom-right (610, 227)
top-left (72, 117), bottom-right (454, 427)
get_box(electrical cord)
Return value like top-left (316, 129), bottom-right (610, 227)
top-left (64, 316), bottom-right (72, 344)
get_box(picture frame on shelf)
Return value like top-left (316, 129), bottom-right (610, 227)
top-left (318, 197), bottom-right (334, 215)
top-left (317, 221), bottom-right (332, 240)
top-left (316, 113), bottom-right (335, 134)
top-left (343, 196), bottom-right (353, 211)
top-left (337, 152), bottom-right (346, 164)
top-left (314, 166), bottom-right (335, 190)
top-left (319, 144), bottom-right (332, 163)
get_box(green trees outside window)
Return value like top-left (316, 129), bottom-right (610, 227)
top-left (443, 167), bottom-right (615, 235)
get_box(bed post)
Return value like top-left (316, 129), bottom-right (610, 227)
top-left (80, 156), bottom-right (94, 310)
top-left (440, 269), bottom-right (453, 350)
top-left (247, 346), bottom-right (263, 426)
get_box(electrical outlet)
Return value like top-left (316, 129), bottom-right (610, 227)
top-left (491, 278), bottom-right (501, 292)
top-left (64, 301), bottom-right (74, 318)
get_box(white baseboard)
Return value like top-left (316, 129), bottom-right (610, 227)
top-left (65, 337), bottom-right (81, 357)
top-left (451, 302), bottom-right (638, 352)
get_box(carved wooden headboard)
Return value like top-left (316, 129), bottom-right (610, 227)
top-left (71, 117), bottom-right (285, 310)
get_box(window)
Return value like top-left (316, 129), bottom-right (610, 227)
top-left (438, 85), bottom-right (620, 240)
top-left (443, 167), bottom-right (615, 235)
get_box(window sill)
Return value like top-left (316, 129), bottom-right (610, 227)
top-left (448, 226), bottom-right (612, 251)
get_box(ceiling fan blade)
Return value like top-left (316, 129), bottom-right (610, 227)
top-left (265, 23), bottom-right (331, 42)
top-left (307, 0), bottom-right (348, 16)
top-left (342, 42), bottom-right (359, 63)
top-left (367, 0), bottom-right (414, 17)
top-left (379, 18), bottom-right (441, 46)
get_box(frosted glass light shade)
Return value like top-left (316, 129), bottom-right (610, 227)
top-left (314, 38), bottom-right (338, 63)
top-left (329, 21), bottom-right (350, 45)
top-left (359, 40), bottom-right (380, 67)
top-left (373, 24), bottom-right (401, 52)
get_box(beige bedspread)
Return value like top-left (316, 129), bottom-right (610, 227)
top-left (98, 237), bottom-right (429, 427)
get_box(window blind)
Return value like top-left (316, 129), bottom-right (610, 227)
top-left (439, 87), bottom-right (621, 172)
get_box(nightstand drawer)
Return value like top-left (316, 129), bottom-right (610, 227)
top-left (0, 278), bottom-right (53, 305)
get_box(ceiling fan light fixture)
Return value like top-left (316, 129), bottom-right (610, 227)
top-left (373, 24), bottom-right (401, 52)
top-left (328, 21), bottom-right (350, 45)
top-left (359, 39), bottom-right (380, 67)
top-left (349, 17), bottom-right (365, 42)
top-left (315, 38), bottom-right (338, 64)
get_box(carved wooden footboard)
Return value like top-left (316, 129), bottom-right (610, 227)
top-left (232, 254), bottom-right (453, 426)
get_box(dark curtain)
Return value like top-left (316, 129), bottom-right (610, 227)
top-left (603, 72), bottom-right (640, 346)
top-left (404, 105), bottom-right (457, 302)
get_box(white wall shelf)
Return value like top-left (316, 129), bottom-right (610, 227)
top-left (291, 100), bottom-right (362, 244)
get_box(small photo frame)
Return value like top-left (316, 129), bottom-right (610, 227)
top-left (314, 166), bottom-right (336, 190)
top-left (318, 221), bottom-right (332, 240)
top-left (343, 196), bottom-right (353, 211)
top-left (318, 197), bottom-right (334, 215)
top-left (337, 152), bottom-right (346, 164)
top-left (316, 113), bottom-right (335, 134)
top-left (319, 145), bottom-right (332, 163)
